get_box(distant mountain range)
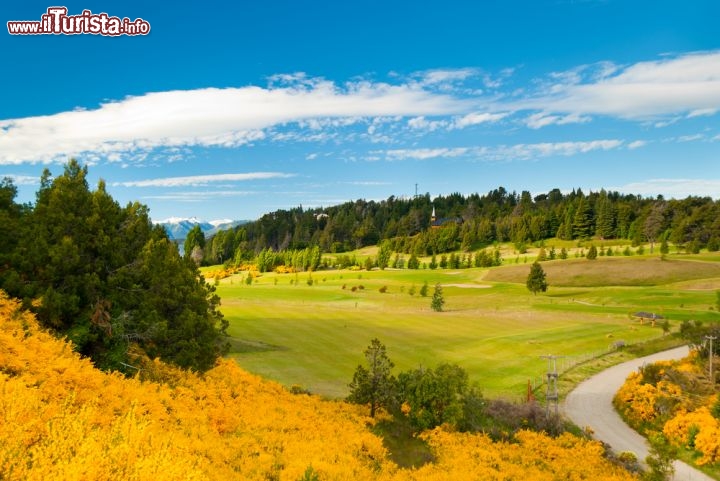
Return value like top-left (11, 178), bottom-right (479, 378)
top-left (155, 217), bottom-right (248, 241)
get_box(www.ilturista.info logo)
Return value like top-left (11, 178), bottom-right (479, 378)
top-left (7, 7), bottom-right (150, 36)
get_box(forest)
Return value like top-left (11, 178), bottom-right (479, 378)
top-left (199, 187), bottom-right (720, 266)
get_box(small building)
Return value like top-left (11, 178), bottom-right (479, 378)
top-left (430, 206), bottom-right (463, 229)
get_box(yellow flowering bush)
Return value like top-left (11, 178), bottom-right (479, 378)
top-left (615, 372), bottom-right (662, 423)
top-left (663, 406), bottom-right (720, 465)
top-left (616, 352), bottom-right (720, 467)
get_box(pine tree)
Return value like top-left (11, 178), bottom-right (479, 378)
top-left (644, 202), bottom-right (666, 253)
top-left (431, 284), bottom-right (445, 312)
top-left (184, 225), bottom-right (206, 260)
top-left (586, 245), bottom-right (598, 260)
top-left (407, 253), bottom-right (420, 269)
top-left (595, 191), bottom-right (616, 239)
top-left (660, 238), bottom-right (669, 255)
top-left (572, 196), bottom-right (593, 239)
top-left (526, 262), bottom-right (548, 295)
top-left (347, 338), bottom-right (396, 417)
top-left (377, 241), bottom-right (392, 270)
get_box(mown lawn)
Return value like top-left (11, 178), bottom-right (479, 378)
top-left (216, 254), bottom-right (720, 398)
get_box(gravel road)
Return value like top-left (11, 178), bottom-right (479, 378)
top-left (563, 345), bottom-right (715, 481)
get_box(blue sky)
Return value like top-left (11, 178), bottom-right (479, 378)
top-left (2, 1), bottom-right (719, 222)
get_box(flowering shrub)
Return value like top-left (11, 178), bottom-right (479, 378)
top-left (615, 352), bottom-right (720, 467)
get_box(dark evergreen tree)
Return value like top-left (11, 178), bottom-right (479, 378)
top-left (572, 195), bottom-right (593, 239)
top-left (595, 191), bottom-right (616, 239)
top-left (184, 225), bottom-right (206, 260)
top-left (526, 262), bottom-right (548, 295)
top-left (347, 338), bottom-right (396, 417)
top-left (431, 284), bottom-right (445, 312)
top-left (644, 202), bottom-right (666, 253)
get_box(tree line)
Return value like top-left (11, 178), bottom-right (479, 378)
top-left (0, 161), bottom-right (228, 373)
top-left (196, 187), bottom-right (720, 265)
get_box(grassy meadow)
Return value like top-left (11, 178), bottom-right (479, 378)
top-left (211, 246), bottom-right (720, 399)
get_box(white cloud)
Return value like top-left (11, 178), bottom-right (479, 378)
top-left (3, 174), bottom-right (39, 185)
top-left (375, 139), bottom-right (623, 162)
top-left (524, 112), bottom-right (591, 129)
top-left (627, 140), bottom-right (648, 149)
top-left (382, 147), bottom-right (469, 161)
top-left (416, 68), bottom-right (477, 86)
top-left (407, 111), bottom-right (507, 132)
top-left (516, 51), bottom-right (720, 123)
top-left (677, 134), bottom-right (704, 142)
top-left (688, 108), bottom-right (718, 118)
top-left (114, 172), bottom-right (295, 188)
top-left (493, 139), bottom-right (623, 160)
top-left (342, 181), bottom-right (393, 186)
top-left (613, 179), bottom-right (720, 199)
top-left (0, 79), bottom-right (470, 165)
top-left (4, 52), bottom-right (719, 167)
top-left (451, 111), bottom-right (508, 129)
top-left (144, 191), bottom-right (257, 202)
top-left (407, 116), bottom-right (449, 131)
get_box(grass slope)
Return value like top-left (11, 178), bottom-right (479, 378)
top-left (484, 257), bottom-right (720, 287)
top-left (218, 254), bottom-right (720, 399)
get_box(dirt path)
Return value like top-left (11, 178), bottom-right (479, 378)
top-left (563, 345), bottom-right (715, 481)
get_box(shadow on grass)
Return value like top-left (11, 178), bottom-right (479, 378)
top-left (372, 416), bottom-right (435, 469)
top-left (227, 337), bottom-right (287, 353)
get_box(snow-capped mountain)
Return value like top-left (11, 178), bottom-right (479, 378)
top-left (155, 217), bottom-right (247, 240)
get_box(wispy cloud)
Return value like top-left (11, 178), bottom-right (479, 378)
top-left (3, 51), bottom-right (719, 167)
top-left (3, 174), bottom-right (39, 185)
top-left (452, 111), bottom-right (509, 129)
top-left (382, 147), bottom-right (470, 161)
top-left (491, 139), bottom-right (623, 160)
top-left (612, 179), bottom-right (720, 199)
top-left (114, 172), bottom-right (295, 187)
top-left (374, 139), bottom-right (624, 162)
top-left (342, 181), bottom-right (393, 186)
top-left (416, 68), bottom-right (478, 86)
top-left (627, 140), bottom-right (648, 149)
top-left (142, 190), bottom-right (257, 202)
top-left (0, 78), bottom-right (470, 165)
top-left (407, 111), bottom-right (508, 132)
top-left (677, 133), bottom-right (704, 142)
top-left (515, 51), bottom-right (720, 124)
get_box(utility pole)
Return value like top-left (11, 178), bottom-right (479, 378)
top-left (414, 183), bottom-right (418, 198)
top-left (705, 335), bottom-right (717, 382)
top-left (540, 355), bottom-right (564, 417)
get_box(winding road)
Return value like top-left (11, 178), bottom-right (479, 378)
top-left (563, 345), bottom-right (715, 481)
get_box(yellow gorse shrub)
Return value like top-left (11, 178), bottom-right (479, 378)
top-left (616, 352), bottom-right (720, 467)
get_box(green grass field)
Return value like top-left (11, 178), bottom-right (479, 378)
top-left (214, 252), bottom-right (720, 399)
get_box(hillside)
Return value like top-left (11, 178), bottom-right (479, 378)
top-left (0, 291), bottom-right (638, 480)
top-left (484, 257), bottom-right (720, 287)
